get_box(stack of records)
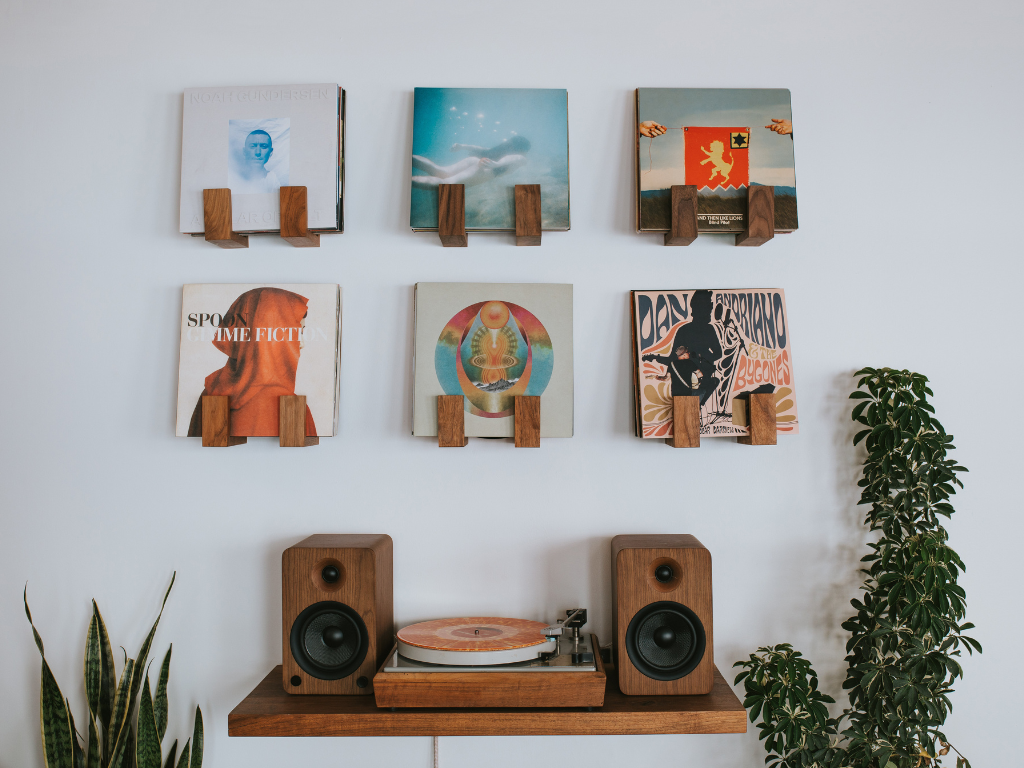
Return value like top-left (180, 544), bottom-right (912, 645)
top-left (179, 84), bottom-right (345, 236)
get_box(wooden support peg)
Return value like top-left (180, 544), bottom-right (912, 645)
top-left (514, 395), bottom-right (540, 448)
top-left (279, 187), bottom-right (320, 247)
top-left (438, 184), bottom-right (467, 247)
top-left (201, 395), bottom-right (247, 447)
top-left (279, 395), bottom-right (318, 447)
top-left (203, 189), bottom-right (248, 249)
top-left (515, 184), bottom-right (542, 246)
top-left (667, 396), bottom-right (701, 448)
top-left (735, 186), bottom-right (775, 246)
top-left (737, 392), bottom-right (777, 445)
top-left (437, 395), bottom-right (467, 447)
top-left (664, 185), bottom-right (698, 246)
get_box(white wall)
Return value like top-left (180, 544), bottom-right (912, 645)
top-left (1, 1), bottom-right (1018, 765)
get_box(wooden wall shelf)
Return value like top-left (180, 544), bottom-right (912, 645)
top-left (199, 395), bottom-right (317, 447)
top-left (436, 395), bottom-right (541, 447)
top-left (228, 664), bottom-right (745, 737)
top-left (202, 186), bottom-right (335, 248)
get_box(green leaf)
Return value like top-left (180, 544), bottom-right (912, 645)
top-left (154, 646), bottom-right (171, 742)
top-left (40, 659), bottom-right (74, 768)
top-left (68, 702), bottom-right (85, 768)
top-left (85, 614), bottom-right (101, 720)
top-left (86, 717), bottom-right (101, 768)
top-left (106, 658), bottom-right (136, 768)
top-left (24, 585), bottom-right (45, 657)
top-left (92, 600), bottom-right (117, 755)
top-left (189, 708), bottom-right (203, 768)
top-left (130, 575), bottom-right (176, 710)
top-left (162, 741), bottom-right (177, 768)
top-left (174, 741), bottom-right (190, 768)
top-left (136, 677), bottom-right (162, 768)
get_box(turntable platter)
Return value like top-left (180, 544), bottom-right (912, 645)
top-left (396, 617), bottom-right (554, 666)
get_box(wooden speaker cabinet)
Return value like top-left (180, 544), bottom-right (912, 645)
top-left (612, 534), bottom-right (713, 695)
top-left (282, 534), bottom-right (393, 695)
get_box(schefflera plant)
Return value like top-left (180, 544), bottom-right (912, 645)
top-left (734, 368), bottom-right (980, 768)
top-left (24, 573), bottom-right (204, 768)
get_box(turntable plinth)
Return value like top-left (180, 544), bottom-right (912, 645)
top-left (373, 634), bottom-right (606, 709)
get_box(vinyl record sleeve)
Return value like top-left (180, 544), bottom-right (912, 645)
top-left (635, 88), bottom-right (798, 234)
top-left (630, 289), bottom-right (798, 439)
top-left (410, 88), bottom-right (570, 232)
top-left (179, 84), bottom-right (341, 234)
top-left (413, 283), bottom-right (573, 438)
top-left (175, 284), bottom-right (341, 437)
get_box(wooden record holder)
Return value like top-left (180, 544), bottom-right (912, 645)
top-left (437, 184), bottom-right (543, 247)
top-left (436, 395), bottom-right (540, 447)
top-left (200, 395), bottom-right (317, 447)
top-left (666, 393), bottom-right (776, 448)
top-left (372, 633), bottom-right (606, 709)
top-left (736, 392), bottom-right (777, 445)
top-left (203, 187), bottom-right (326, 248)
top-left (662, 185), bottom-right (775, 246)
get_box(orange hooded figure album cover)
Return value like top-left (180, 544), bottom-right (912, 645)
top-left (175, 284), bottom-right (341, 438)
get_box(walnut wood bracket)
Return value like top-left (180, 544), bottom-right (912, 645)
top-left (514, 395), bottom-right (540, 448)
top-left (279, 186), bottom-right (320, 247)
top-left (515, 184), bottom-right (542, 246)
top-left (736, 392), bottom-right (777, 445)
top-left (279, 395), bottom-right (319, 447)
top-left (664, 185), bottom-right (698, 246)
top-left (438, 184), bottom-right (467, 247)
top-left (201, 396), bottom-right (247, 446)
top-left (437, 395), bottom-right (468, 447)
top-left (203, 189), bottom-right (249, 249)
top-left (735, 186), bottom-right (775, 246)
top-left (667, 396), bottom-right (701, 448)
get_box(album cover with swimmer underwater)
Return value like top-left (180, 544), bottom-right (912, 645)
top-left (410, 88), bottom-right (570, 232)
top-left (175, 284), bottom-right (341, 438)
top-left (413, 283), bottom-right (573, 438)
top-left (635, 88), bottom-right (798, 233)
top-left (630, 289), bottom-right (798, 439)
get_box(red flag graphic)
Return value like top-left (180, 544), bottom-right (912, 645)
top-left (684, 127), bottom-right (750, 190)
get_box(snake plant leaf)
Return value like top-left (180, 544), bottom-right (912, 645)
top-left (106, 658), bottom-right (135, 768)
top-left (174, 741), bottom-right (190, 768)
top-left (189, 708), bottom-right (203, 768)
top-left (129, 574), bottom-right (175, 708)
top-left (162, 741), bottom-right (177, 768)
top-left (116, 724), bottom-right (136, 768)
top-left (40, 659), bottom-right (74, 768)
top-left (154, 646), bottom-right (171, 742)
top-left (87, 716), bottom-right (101, 768)
top-left (68, 700), bottom-right (85, 768)
top-left (24, 585), bottom-right (45, 657)
top-left (136, 677), bottom-right (162, 768)
top-left (92, 600), bottom-right (116, 754)
top-left (85, 613), bottom-right (101, 720)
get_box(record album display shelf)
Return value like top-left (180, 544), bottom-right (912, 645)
top-left (228, 664), bottom-right (746, 737)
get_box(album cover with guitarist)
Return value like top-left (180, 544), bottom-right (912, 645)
top-left (630, 289), bottom-right (798, 439)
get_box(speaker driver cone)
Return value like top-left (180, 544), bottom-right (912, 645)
top-left (290, 601), bottom-right (369, 680)
top-left (625, 601), bottom-right (706, 681)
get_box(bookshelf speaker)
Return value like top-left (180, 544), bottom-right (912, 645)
top-left (282, 534), bottom-right (393, 695)
top-left (612, 534), bottom-right (713, 695)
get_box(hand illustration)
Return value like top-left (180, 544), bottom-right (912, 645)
top-left (764, 118), bottom-right (793, 136)
top-left (639, 121), bottom-right (667, 138)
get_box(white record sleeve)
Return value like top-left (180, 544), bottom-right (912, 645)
top-left (179, 84), bottom-right (340, 234)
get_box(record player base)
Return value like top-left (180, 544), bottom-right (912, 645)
top-left (228, 664), bottom-right (746, 737)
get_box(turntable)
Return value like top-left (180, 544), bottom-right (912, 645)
top-left (373, 609), bottom-right (606, 708)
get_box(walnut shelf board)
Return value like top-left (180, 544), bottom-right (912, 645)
top-left (228, 664), bottom-right (746, 737)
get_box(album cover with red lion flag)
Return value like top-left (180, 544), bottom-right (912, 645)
top-left (636, 88), bottom-right (797, 233)
top-left (175, 284), bottom-right (341, 438)
top-left (630, 289), bottom-right (798, 439)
